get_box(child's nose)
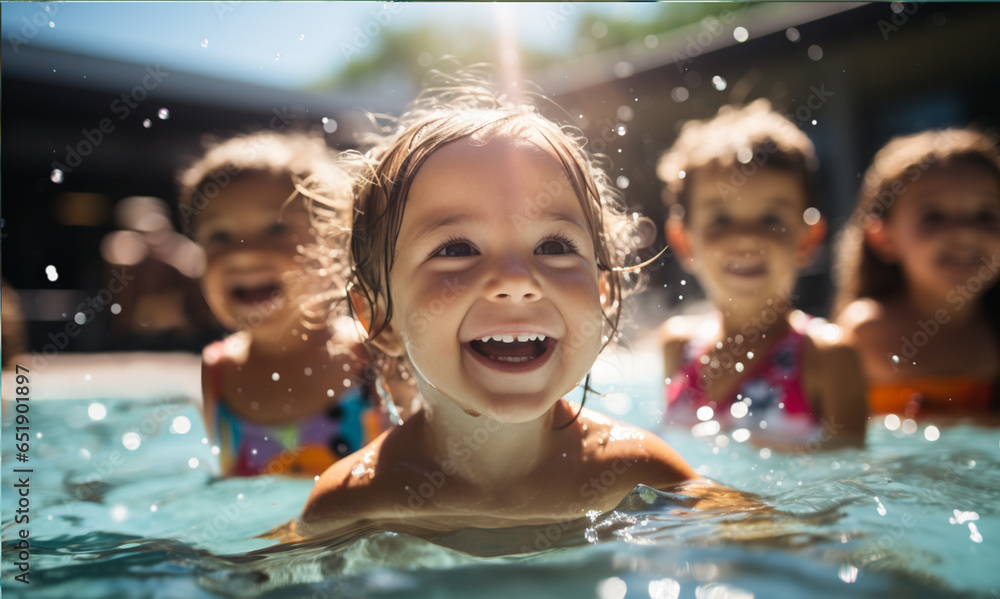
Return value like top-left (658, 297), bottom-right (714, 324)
top-left (485, 255), bottom-right (541, 302)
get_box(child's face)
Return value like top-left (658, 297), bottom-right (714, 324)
top-left (192, 172), bottom-right (313, 332)
top-left (376, 136), bottom-right (605, 423)
top-left (877, 163), bottom-right (1000, 297)
top-left (673, 166), bottom-right (817, 309)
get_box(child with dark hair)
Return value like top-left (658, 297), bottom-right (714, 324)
top-left (298, 73), bottom-right (698, 537)
top-left (657, 100), bottom-right (867, 449)
top-left (834, 128), bottom-right (1000, 416)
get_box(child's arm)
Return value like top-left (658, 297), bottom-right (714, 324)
top-left (660, 316), bottom-right (693, 381)
top-left (805, 336), bottom-right (868, 447)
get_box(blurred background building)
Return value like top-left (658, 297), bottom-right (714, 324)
top-left (3, 1), bottom-right (999, 355)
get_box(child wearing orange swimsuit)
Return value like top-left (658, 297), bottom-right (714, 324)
top-left (656, 101), bottom-right (868, 448)
top-left (834, 128), bottom-right (1000, 417)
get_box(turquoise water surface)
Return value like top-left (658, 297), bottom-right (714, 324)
top-left (2, 352), bottom-right (999, 598)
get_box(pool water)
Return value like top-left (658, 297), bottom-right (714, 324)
top-left (2, 351), bottom-right (999, 598)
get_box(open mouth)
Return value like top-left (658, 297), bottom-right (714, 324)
top-left (466, 334), bottom-right (555, 369)
top-left (725, 262), bottom-right (767, 277)
top-left (231, 282), bottom-right (283, 306)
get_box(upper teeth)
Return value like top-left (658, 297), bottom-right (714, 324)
top-left (478, 334), bottom-right (547, 343)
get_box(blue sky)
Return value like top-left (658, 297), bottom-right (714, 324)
top-left (1, 2), bottom-right (655, 89)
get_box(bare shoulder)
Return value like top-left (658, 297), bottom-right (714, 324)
top-left (298, 435), bottom-right (392, 537)
top-left (202, 333), bottom-right (250, 367)
top-left (577, 408), bottom-right (699, 490)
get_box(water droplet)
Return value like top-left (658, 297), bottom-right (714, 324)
top-left (644, 34), bottom-right (659, 49)
top-left (969, 522), bottom-right (983, 543)
top-left (188, 457), bottom-right (200, 468)
top-left (733, 26), bottom-right (749, 42)
top-left (111, 505), bottom-right (128, 521)
top-left (122, 432), bottom-right (141, 450)
top-left (874, 496), bottom-right (887, 516)
top-left (924, 425), bottom-right (940, 441)
top-left (272, 372), bottom-right (280, 381)
top-left (111, 303), bottom-right (122, 315)
top-left (274, 53), bottom-right (281, 61)
top-left (157, 108), bottom-right (170, 120)
top-left (351, 462), bottom-right (366, 478)
top-left (201, 38), bottom-right (209, 48)
top-left (74, 312), bottom-right (87, 325)
top-left (736, 147), bottom-right (753, 164)
top-left (613, 61), bottom-right (634, 78)
top-left (838, 564), bottom-right (859, 583)
top-left (808, 44), bottom-right (824, 61)
top-left (811, 119), bottom-right (817, 125)
top-left (171, 416), bottom-right (192, 435)
top-left (299, 34), bottom-right (306, 41)
top-left (696, 406), bottom-right (714, 421)
top-left (712, 75), bottom-right (727, 91)
top-left (616, 105), bottom-right (634, 122)
top-left (45, 264), bottom-right (59, 282)
top-left (322, 117), bottom-right (338, 134)
top-left (670, 86), bottom-right (689, 103)
top-left (747, 351), bottom-right (755, 359)
top-left (786, 27), bottom-right (801, 43)
top-left (50, 169), bottom-right (64, 184)
top-left (142, 119), bottom-right (152, 129)
top-left (88, 402), bottom-right (107, 421)
top-left (803, 207), bottom-right (821, 226)
top-left (616, 176), bottom-right (629, 189)
top-left (616, 124), bottom-right (627, 136)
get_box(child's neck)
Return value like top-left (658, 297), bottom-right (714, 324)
top-left (717, 304), bottom-right (793, 347)
top-left (903, 282), bottom-right (982, 326)
top-left (247, 320), bottom-right (330, 357)
top-left (416, 394), bottom-right (562, 492)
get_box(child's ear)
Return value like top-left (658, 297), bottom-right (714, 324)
top-left (348, 285), bottom-right (405, 357)
top-left (864, 219), bottom-right (898, 263)
top-left (665, 218), bottom-right (696, 274)
top-left (795, 216), bottom-right (828, 268)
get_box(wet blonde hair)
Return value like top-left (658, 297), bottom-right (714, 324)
top-left (833, 127), bottom-right (1000, 317)
top-left (178, 130), bottom-right (355, 330)
top-left (656, 99), bottom-right (818, 220)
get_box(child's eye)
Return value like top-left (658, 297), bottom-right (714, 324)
top-left (536, 235), bottom-right (580, 256)
top-left (920, 211), bottom-right (945, 225)
top-left (761, 214), bottom-right (784, 228)
top-left (205, 230), bottom-right (231, 245)
top-left (711, 215), bottom-right (732, 227)
top-left (431, 239), bottom-right (478, 258)
top-left (267, 222), bottom-right (290, 237)
top-left (974, 210), bottom-right (999, 226)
